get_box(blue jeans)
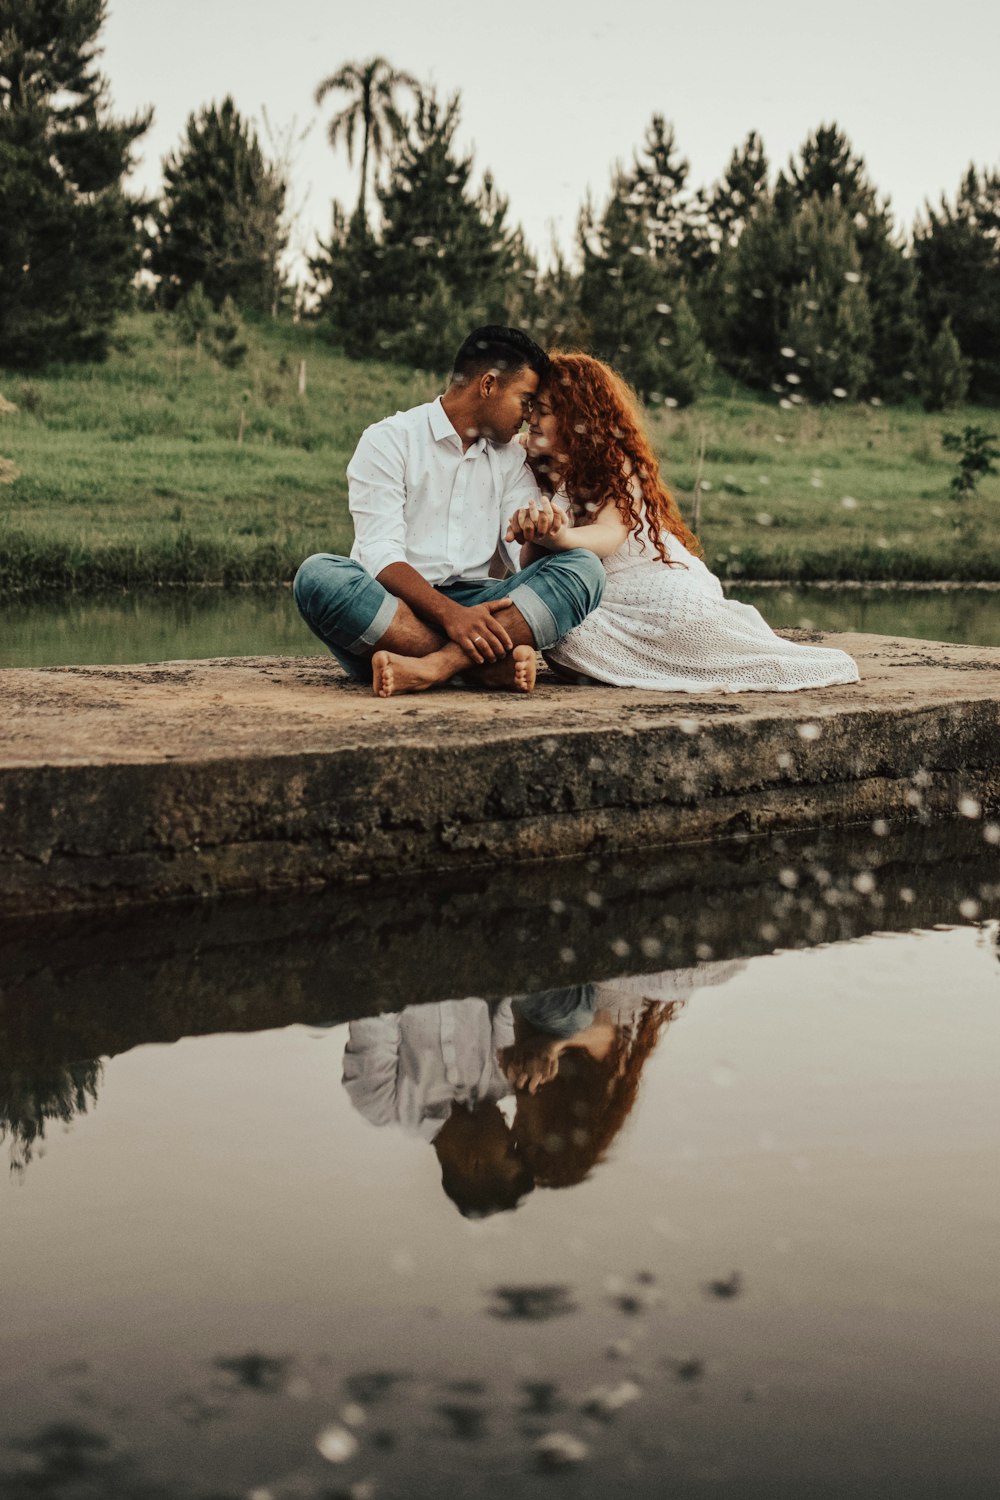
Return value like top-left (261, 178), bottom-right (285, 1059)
top-left (293, 552), bottom-right (605, 681)
top-left (514, 986), bottom-right (598, 1039)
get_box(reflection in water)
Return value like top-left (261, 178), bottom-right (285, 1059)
top-left (343, 1000), bottom-right (531, 1218)
top-left (342, 963), bottom-right (744, 1214)
top-left (0, 1059), bottom-right (102, 1177)
top-left (1, 826), bottom-right (998, 1497)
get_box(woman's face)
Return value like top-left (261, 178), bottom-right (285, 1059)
top-left (525, 388), bottom-right (560, 460)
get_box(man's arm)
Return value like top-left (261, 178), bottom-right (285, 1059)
top-left (347, 422), bottom-right (411, 581)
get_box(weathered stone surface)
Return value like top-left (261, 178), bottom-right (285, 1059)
top-left (1, 631), bottom-right (998, 916)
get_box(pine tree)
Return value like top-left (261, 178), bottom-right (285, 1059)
top-left (313, 91), bottom-right (535, 370)
top-left (688, 131), bottom-right (770, 348)
top-left (0, 0), bottom-right (150, 367)
top-left (913, 166), bottom-right (1000, 404)
top-left (150, 97), bottom-right (287, 314)
top-left (576, 126), bottom-right (710, 406)
top-left (626, 115), bottom-right (691, 260)
top-left (775, 124), bottom-right (921, 399)
top-left (716, 190), bottom-right (875, 399)
top-left (310, 205), bottom-right (382, 358)
top-left (711, 132), bottom-right (770, 249)
top-left (533, 238), bottom-right (587, 349)
top-left (923, 317), bottom-right (969, 410)
top-left (783, 199), bottom-right (874, 400)
top-left (712, 191), bottom-right (790, 390)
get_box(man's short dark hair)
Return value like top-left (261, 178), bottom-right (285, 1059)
top-left (451, 325), bottom-right (549, 386)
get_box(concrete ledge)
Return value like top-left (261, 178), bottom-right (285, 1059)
top-left (2, 631), bottom-right (999, 916)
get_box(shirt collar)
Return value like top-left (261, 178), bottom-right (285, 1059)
top-left (429, 396), bottom-right (485, 453)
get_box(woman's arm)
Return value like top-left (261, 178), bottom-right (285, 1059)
top-left (533, 501), bottom-right (629, 559)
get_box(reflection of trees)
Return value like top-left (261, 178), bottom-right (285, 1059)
top-left (0, 1061), bottom-right (102, 1177)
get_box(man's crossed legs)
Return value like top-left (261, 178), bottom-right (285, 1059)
top-left (293, 551), bottom-right (605, 697)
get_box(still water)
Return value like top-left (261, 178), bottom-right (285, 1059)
top-left (1, 583), bottom-right (999, 667)
top-left (2, 825), bottom-right (998, 1498)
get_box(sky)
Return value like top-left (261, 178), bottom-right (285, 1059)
top-left (102, 0), bottom-right (999, 275)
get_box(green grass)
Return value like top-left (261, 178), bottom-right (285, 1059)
top-left (1, 312), bottom-right (998, 596)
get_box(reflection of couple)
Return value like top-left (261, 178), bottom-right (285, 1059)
top-left (342, 964), bottom-right (742, 1217)
top-left (294, 324), bottom-right (858, 695)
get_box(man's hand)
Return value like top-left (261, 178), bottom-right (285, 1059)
top-left (442, 599), bottom-right (515, 664)
top-left (505, 497), bottom-right (568, 547)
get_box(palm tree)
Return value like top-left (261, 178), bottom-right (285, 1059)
top-left (315, 57), bottom-right (420, 226)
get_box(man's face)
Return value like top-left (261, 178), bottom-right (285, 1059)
top-left (477, 366), bottom-right (539, 444)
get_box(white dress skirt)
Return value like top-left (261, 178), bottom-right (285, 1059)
top-left (545, 523), bottom-right (859, 693)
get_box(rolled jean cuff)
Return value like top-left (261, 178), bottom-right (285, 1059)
top-left (349, 592), bottom-right (398, 651)
top-left (507, 582), bottom-right (560, 649)
top-left (515, 985), bottom-right (598, 1038)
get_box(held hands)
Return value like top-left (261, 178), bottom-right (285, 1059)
top-left (444, 599), bottom-right (515, 665)
top-left (504, 497), bottom-right (568, 548)
top-left (497, 1035), bottom-right (564, 1094)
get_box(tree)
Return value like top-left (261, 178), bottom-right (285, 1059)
top-left (913, 166), bottom-right (1000, 404)
top-left (150, 97), bottom-right (287, 314)
top-left (923, 318), bottom-right (969, 411)
top-left (715, 191), bottom-right (874, 400)
top-left (314, 56), bottom-right (419, 227)
top-left (1, 1059), bottom-right (102, 1176)
top-left (313, 90), bottom-right (536, 370)
top-left (783, 198), bottom-right (874, 401)
top-left (575, 122), bottom-right (710, 406)
top-left (533, 237), bottom-right (587, 349)
top-left (687, 131), bottom-right (770, 347)
top-left (776, 124), bottom-right (922, 400)
top-left (942, 425), bottom-right (999, 498)
top-left (710, 131), bottom-right (770, 250)
top-left (626, 114), bottom-right (691, 260)
top-left (0, 0), bottom-right (150, 367)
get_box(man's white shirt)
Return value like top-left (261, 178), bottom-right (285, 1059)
top-left (347, 397), bottom-right (540, 585)
top-left (342, 1000), bottom-right (516, 1140)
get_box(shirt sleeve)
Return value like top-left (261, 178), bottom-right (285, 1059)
top-left (342, 1014), bottom-right (402, 1126)
top-left (347, 422), bottom-right (409, 578)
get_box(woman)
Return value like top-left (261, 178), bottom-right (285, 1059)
top-left (521, 353), bottom-right (859, 692)
top-left (505, 995), bottom-right (678, 1191)
top-left (501, 961), bottom-right (744, 1189)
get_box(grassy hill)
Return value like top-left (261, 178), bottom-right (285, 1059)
top-left (1, 312), bottom-right (997, 597)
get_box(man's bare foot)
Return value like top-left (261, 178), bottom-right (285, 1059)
top-left (372, 650), bottom-right (440, 698)
top-left (476, 644), bottom-right (538, 694)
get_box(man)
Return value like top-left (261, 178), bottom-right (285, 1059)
top-left (293, 325), bottom-right (604, 696)
top-left (342, 998), bottom-right (535, 1218)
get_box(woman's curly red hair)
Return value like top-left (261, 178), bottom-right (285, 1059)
top-left (529, 352), bottom-right (702, 564)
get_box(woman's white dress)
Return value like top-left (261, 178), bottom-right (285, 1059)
top-left (546, 517), bottom-right (859, 693)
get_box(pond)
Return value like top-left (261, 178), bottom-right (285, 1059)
top-left (2, 822), bottom-right (998, 1498)
top-left (1, 583), bottom-right (999, 668)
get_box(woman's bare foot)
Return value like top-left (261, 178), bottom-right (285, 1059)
top-left (476, 644), bottom-right (538, 694)
top-left (372, 650), bottom-right (442, 698)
